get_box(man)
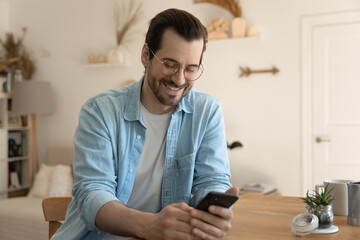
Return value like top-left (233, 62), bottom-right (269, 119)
top-left (52, 8), bottom-right (239, 240)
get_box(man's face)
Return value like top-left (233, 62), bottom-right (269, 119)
top-left (141, 29), bottom-right (204, 114)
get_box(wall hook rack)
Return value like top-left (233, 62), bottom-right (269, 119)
top-left (239, 66), bottom-right (279, 78)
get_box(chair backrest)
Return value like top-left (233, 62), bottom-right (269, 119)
top-left (42, 197), bottom-right (72, 240)
top-left (44, 146), bottom-right (74, 166)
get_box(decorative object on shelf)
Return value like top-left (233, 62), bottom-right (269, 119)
top-left (8, 116), bottom-right (22, 128)
top-left (300, 184), bottom-right (335, 229)
top-left (0, 57), bottom-right (19, 73)
top-left (13, 69), bottom-right (23, 82)
top-left (11, 81), bottom-right (53, 187)
top-left (87, 53), bottom-right (96, 64)
top-left (20, 115), bottom-right (28, 127)
top-left (194, 0), bottom-right (259, 39)
top-left (9, 171), bottom-right (21, 189)
top-left (206, 18), bottom-right (230, 40)
top-left (194, 0), bottom-right (246, 38)
top-left (0, 27), bottom-right (34, 80)
top-left (96, 54), bottom-right (107, 64)
top-left (20, 50), bottom-right (34, 80)
top-left (108, 45), bottom-right (125, 64)
top-left (106, 0), bottom-right (143, 65)
top-left (239, 66), bottom-right (279, 78)
top-left (194, 0), bottom-right (241, 16)
top-left (8, 131), bottom-right (24, 157)
top-left (232, 17), bottom-right (246, 38)
top-left (246, 26), bottom-right (258, 37)
top-left (3, 71), bottom-right (13, 93)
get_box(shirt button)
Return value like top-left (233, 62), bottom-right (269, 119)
top-left (129, 168), bottom-right (133, 173)
top-left (136, 135), bottom-right (141, 140)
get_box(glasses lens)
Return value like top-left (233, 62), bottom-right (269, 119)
top-left (162, 60), bottom-right (180, 75)
top-left (186, 65), bottom-right (203, 81)
top-left (161, 61), bottom-right (203, 81)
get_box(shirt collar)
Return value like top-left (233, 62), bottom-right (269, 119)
top-left (124, 77), bottom-right (194, 121)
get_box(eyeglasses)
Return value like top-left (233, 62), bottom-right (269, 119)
top-left (149, 48), bottom-right (203, 81)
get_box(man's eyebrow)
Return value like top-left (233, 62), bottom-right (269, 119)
top-left (162, 57), bottom-right (178, 62)
top-left (162, 57), bottom-right (200, 67)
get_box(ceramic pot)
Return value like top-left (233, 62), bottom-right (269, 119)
top-left (108, 45), bottom-right (126, 64)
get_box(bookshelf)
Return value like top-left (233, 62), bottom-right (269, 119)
top-left (0, 93), bottom-right (32, 199)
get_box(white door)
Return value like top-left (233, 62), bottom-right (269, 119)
top-left (312, 19), bottom-right (360, 185)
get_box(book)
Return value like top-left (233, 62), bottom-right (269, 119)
top-left (10, 171), bottom-right (21, 189)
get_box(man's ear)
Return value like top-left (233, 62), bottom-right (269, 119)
top-left (141, 43), bottom-right (150, 67)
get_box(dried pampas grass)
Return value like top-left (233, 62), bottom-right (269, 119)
top-left (20, 50), bottom-right (34, 80)
top-left (0, 27), bottom-right (34, 79)
top-left (0, 28), bottom-right (27, 71)
top-left (114, 0), bottom-right (144, 47)
top-left (194, 0), bottom-right (242, 17)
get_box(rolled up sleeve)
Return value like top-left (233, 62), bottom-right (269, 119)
top-left (72, 98), bottom-right (119, 230)
top-left (190, 100), bottom-right (232, 206)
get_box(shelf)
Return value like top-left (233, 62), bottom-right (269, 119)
top-left (8, 188), bottom-right (29, 198)
top-left (8, 185), bottom-right (29, 193)
top-left (8, 156), bottom-right (29, 162)
top-left (8, 126), bottom-right (29, 131)
top-left (208, 34), bottom-right (263, 44)
top-left (81, 62), bottom-right (128, 68)
top-left (0, 92), bottom-right (31, 198)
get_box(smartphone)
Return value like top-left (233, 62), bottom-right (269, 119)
top-left (195, 191), bottom-right (239, 212)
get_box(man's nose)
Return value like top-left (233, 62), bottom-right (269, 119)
top-left (171, 69), bottom-right (187, 86)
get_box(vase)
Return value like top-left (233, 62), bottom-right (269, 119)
top-left (306, 204), bottom-right (334, 228)
top-left (231, 17), bottom-right (246, 38)
top-left (88, 53), bottom-right (96, 64)
top-left (3, 71), bottom-right (13, 93)
top-left (108, 45), bottom-right (126, 64)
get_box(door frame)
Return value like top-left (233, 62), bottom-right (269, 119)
top-left (300, 10), bottom-right (360, 195)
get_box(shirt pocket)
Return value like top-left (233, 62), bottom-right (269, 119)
top-left (171, 151), bottom-right (197, 202)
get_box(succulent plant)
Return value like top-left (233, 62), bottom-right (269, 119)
top-left (300, 184), bottom-right (335, 209)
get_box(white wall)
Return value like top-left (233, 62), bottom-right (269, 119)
top-left (0, 0), bottom-right (9, 35)
top-left (3, 0), bottom-right (360, 196)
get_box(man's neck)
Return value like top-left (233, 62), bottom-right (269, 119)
top-left (140, 80), bottom-right (175, 115)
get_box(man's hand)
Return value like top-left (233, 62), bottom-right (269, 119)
top-left (143, 203), bottom-right (194, 240)
top-left (189, 187), bottom-right (240, 240)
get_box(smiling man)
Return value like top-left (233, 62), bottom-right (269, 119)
top-left (52, 8), bottom-right (238, 240)
top-left (141, 30), bottom-right (202, 114)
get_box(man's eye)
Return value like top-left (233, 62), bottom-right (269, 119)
top-left (186, 66), bottom-right (199, 73)
top-left (163, 61), bottom-right (178, 69)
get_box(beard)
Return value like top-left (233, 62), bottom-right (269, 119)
top-left (147, 72), bottom-right (192, 107)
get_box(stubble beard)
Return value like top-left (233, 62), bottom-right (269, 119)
top-left (148, 74), bottom-right (191, 107)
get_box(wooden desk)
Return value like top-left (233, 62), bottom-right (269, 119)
top-left (225, 194), bottom-right (360, 239)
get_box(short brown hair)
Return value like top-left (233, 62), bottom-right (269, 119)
top-left (145, 8), bottom-right (208, 64)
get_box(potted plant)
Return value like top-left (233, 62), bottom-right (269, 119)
top-left (300, 184), bottom-right (335, 228)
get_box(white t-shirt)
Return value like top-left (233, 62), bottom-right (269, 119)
top-left (103, 104), bottom-right (172, 240)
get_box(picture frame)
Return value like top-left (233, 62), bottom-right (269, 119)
top-left (8, 116), bottom-right (22, 128)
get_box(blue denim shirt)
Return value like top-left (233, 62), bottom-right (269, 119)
top-left (52, 79), bottom-right (231, 240)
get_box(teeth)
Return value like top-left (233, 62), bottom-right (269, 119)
top-left (165, 84), bottom-right (180, 91)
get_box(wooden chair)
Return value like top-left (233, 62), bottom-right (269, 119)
top-left (42, 197), bottom-right (72, 240)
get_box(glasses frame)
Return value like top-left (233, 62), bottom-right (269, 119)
top-left (148, 48), bottom-right (203, 81)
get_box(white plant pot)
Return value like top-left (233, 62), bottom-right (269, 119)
top-left (108, 45), bottom-right (126, 64)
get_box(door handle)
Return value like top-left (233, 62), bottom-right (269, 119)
top-left (315, 136), bottom-right (331, 143)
